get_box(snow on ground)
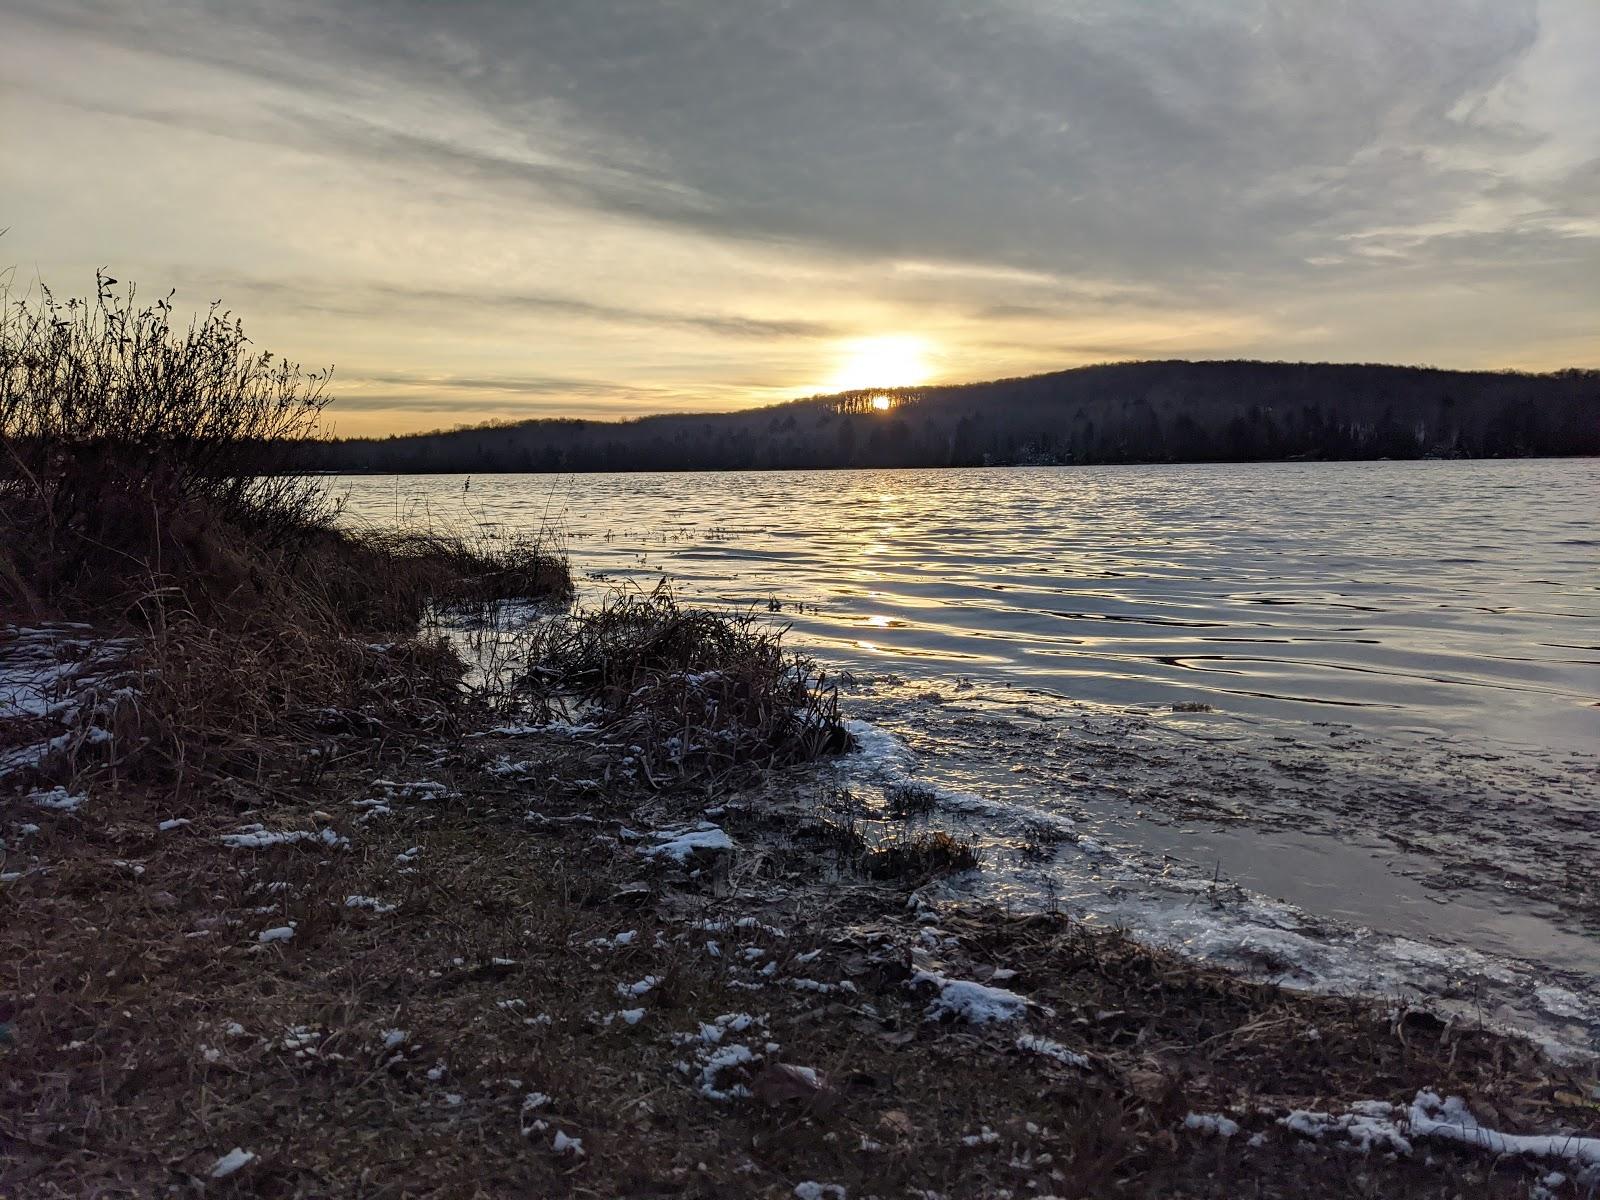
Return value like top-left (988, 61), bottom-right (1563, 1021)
top-left (1407, 1091), bottom-right (1600, 1168)
top-left (1015, 1033), bottom-right (1089, 1068)
top-left (209, 1148), bottom-right (256, 1178)
top-left (1275, 1091), bottom-right (1600, 1169)
top-left (220, 826), bottom-right (348, 850)
top-left (617, 975), bottom-right (660, 999)
top-left (0, 626), bottom-right (136, 784)
top-left (27, 787), bottom-right (85, 812)
top-left (345, 895), bottom-right (398, 914)
top-left (912, 969), bottom-right (1030, 1024)
top-left (1183, 1113), bottom-right (1241, 1138)
top-left (641, 824), bottom-right (734, 863)
top-left (585, 929), bottom-right (638, 950)
top-left (668, 1012), bottom-right (775, 1102)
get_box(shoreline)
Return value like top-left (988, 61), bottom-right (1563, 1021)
top-left (5, 623), bottom-right (1599, 1197)
top-left (828, 679), bottom-right (1600, 1064)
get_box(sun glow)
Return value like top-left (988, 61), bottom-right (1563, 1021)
top-left (825, 335), bottom-right (934, 392)
top-left (870, 393), bottom-right (893, 411)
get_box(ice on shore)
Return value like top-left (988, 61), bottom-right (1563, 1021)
top-left (1277, 1091), bottom-right (1600, 1167)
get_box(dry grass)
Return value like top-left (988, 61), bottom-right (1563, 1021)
top-left (3, 711), bottom-right (1595, 1199)
top-left (514, 584), bottom-right (849, 787)
top-left (883, 781), bottom-right (939, 818)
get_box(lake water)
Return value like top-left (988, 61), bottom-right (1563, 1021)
top-left (335, 459), bottom-right (1600, 1053)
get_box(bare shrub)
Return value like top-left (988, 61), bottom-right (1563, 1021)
top-left (0, 272), bottom-right (570, 791)
top-left (0, 272), bottom-right (338, 613)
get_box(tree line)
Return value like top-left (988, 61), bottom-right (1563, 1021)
top-left (294, 360), bottom-right (1600, 474)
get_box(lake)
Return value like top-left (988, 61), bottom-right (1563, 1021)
top-left (335, 458), bottom-right (1600, 1053)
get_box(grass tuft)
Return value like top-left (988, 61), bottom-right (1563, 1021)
top-left (516, 583), bottom-right (851, 785)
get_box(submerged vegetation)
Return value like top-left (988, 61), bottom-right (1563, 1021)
top-left (4, 276), bottom-right (1598, 1197)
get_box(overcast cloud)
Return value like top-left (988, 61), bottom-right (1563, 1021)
top-left (2, 0), bottom-right (1595, 433)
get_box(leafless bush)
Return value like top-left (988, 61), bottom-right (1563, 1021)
top-left (0, 271), bottom-right (339, 612)
top-left (0, 272), bottom-right (570, 791)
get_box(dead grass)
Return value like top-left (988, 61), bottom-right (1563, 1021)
top-left (861, 829), bottom-right (981, 881)
top-left (4, 714), bottom-right (1595, 1199)
top-left (0, 270), bottom-right (571, 800)
top-left (883, 781), bottom-right (939, 818)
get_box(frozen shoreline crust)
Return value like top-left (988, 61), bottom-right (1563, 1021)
top-left (837, 715), bottom-right (1599, 1063)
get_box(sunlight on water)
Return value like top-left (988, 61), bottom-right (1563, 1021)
top-left (339, 458), bottom-right (1598, 750)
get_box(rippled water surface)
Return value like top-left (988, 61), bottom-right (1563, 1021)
top-left (337, 460), bottom-right (1600, 1051)
top-left (341, 459), bottom-right (1597, 746)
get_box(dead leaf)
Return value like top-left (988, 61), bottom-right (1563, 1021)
top-left (879, 1109), bottom-right (915, 1136)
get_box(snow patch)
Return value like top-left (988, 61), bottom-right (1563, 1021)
top-left (914, 969), bottom-right (1029, 1024)
top-left (641, 824), bottom-right (733, 863)
top-left (1016, 1033), bottom-right (1089, 1068)
top-left (209, 1148), bottom-right (256, 1178)
top-left (1184, 1113), bottom-right (1241, 1138)
top-left (28, 787), bottom-right (84, 812)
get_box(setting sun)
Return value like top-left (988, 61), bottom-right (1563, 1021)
top-left (870, 393), bottom-right (893, 411)
top-left (825, 335), bottom-right (934, 392)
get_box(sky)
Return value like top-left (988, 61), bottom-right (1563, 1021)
top-left (3, 1), bottom-right (1597, 437)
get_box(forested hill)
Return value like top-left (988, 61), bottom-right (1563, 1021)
top-left (299, 360), bottom-right (1600, 474)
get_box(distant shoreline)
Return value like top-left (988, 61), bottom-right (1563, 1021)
top-left (292, 359), bottom-right (1600, 475)
top-left (299, 450), bottom-right (1598, 477)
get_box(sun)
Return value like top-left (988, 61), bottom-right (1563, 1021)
top-left (870, 394), bottom-right (893, 411)
top-left (825, 335), bottom-right (934, 392)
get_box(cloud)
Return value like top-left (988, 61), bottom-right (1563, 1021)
top-left (1, 0), bottom-right (1595, 435)
top-left (166, 274), bottom-right (839, 340)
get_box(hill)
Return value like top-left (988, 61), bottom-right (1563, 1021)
top-left (298, 360), bottom-right (1600, 473)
